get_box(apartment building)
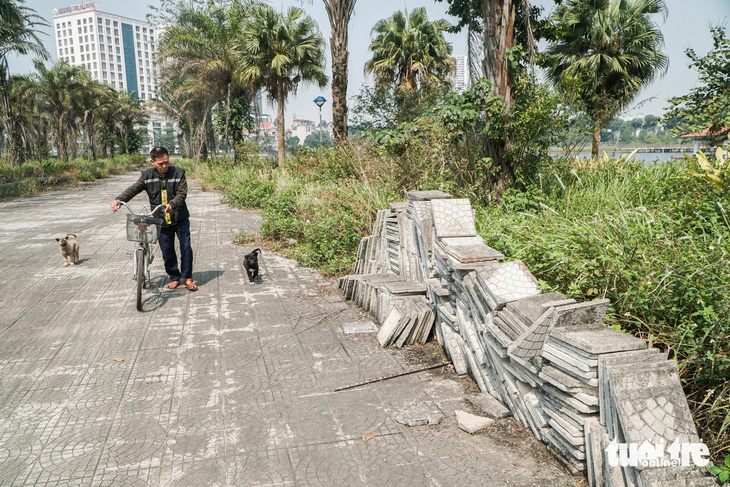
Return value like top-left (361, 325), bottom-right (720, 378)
top-left (450, 55), bottom-right (469, 93)
top-left (52, 2), bottom-right (175, 151)
top-left (52, 2), bottom-right (160, 100)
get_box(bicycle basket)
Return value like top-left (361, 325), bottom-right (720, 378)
top-left (126, 213), bottom-right (163, 243)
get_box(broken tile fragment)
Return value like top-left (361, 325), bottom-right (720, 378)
top-left (455, 410), bottom-right (495, 433)
top-left (394, 404), bottom-right (444, 426)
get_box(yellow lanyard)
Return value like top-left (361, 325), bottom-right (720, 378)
top-left (161, 188), bottom-right (172, 224)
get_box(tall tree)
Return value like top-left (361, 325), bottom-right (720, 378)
top-left (664, 26), bottom-right (730, 147)
top-left (3, 73), bottom-right (35, 161)
top-left (235, 4), bottom-right (328, 169)
top-left (435, 0), bottom-right (544, 106)
top-left (77, 80), bottom-right (111, 161)
top-left (365, 8), bottom-right (454, 93)
top-left (545, 0), bottom-right (668, 156)
top-left (0, 0), bottom-right (48, 163)
top-left (33, 61), bottom-right (88, 162)
top-left (114, 90), bottom-right (149, 156)
top-left (482, 0), bottom-right (518, 110)
top-left (157, 0), bottom-right (259, 161)
top-left (300, 0), bottom-right (356, 144)
top-left (323, 0), bottom-right (356, 145)
top-left (425, 0), bottom-right (544, 199)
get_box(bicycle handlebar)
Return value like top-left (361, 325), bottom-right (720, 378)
top-left (116, 201), bottom-right (167, 217)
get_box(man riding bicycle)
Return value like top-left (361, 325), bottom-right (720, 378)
top-left (110, 146), bottom-right (198, 291)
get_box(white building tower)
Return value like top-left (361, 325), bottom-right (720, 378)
top-left (52, 2), bottom-right (175, 151)
top-left (450, 55), bottom-right (469, 92)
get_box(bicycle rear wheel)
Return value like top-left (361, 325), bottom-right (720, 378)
top-left (136, 248), bottom-right (145, 311)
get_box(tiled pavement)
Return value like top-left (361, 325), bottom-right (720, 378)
top-left (0, 173), bottom-right (577, 486)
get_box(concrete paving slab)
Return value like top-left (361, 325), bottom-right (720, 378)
top-left (0, 173), bottom-right (578, 486)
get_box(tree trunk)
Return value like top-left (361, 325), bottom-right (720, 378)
top-left (276, 87), bottom-right (286, 169)
top-left (181, 120), bottom-right (192, 158)
top-left (482, 0), bottom-right (517, 110)
top-left (9, 123), bottom-right (25, 165)
top-left (56, 117), bottom-right (68, 162)
top-left (324, 0), bottom-right (356, 145)
top-left (85, 126), bottom-right (95, 161)
top-left (206, 112), bottom-right (215, 158)
top-left (592, 119), bottom-right (600, 157)
top-left (0, 67), bottom-right (19, 165)
top-left (480, 0), bottom-right (518, 201)
top-left (195, 123), bottom-right (206, 162)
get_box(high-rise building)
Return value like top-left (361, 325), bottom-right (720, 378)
top-left (52, 2), bottom-right (175, 151)
top-left (52, 2), bottom-right (159, 100)
top-left (451, 55), bottom-right (469, 93)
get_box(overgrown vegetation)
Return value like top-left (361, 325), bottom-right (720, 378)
top-left (192, 144), bottom-right (729, 464)
top-left (0, 155), bottom-right (146, 197)
top-left (478, 156), bottom-right (729, 459)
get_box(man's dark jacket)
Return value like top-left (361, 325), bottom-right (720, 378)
top-left (116, 166), bottom-right (190, 226)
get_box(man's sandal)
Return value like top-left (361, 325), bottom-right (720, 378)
top-left (184, 279), bottom-right (198, 291)
top-left (168, 280), bottom-right (180, 289)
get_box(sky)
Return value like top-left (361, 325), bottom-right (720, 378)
top-left (8, 0), bottom-right (730, 125)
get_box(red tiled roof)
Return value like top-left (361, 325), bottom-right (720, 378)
top-left (680, 126), bottom-right (730, 138)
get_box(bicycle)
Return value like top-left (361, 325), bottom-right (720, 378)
top-left (116, 201), bottom-right (165, 311)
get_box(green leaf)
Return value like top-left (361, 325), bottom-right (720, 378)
top-left (725, 454), bottom-right (730, 469)
top-left (720, 471), bottom-right (729, 483)
top-left (696, 151), bottom-right (713, 171)
top-left (709, 465), bottom-right (722, 475)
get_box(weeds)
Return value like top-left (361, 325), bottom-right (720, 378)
top-left (0, 155), bottom-right (146, 198)
top-left (190, 145), bottom-right (729, 463)
top-left (478, 157), bottom-right (729, 461)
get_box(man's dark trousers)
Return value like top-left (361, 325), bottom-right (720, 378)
top-left (158, 219), bottom-right (193, 281)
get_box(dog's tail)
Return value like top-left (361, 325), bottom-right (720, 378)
top-left (253, 248), bottom-right (261, 254)
top-left (67, 234), bottom-right (78, 239)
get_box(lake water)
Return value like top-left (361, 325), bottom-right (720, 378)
top-left (552, 150), bottom-right (690, 164)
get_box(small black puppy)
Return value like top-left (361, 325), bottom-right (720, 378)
top-left (243, 248), bottom-right (262, 285)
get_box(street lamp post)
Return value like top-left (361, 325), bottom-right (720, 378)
top-left (313, 96), bottom-right (327, 146)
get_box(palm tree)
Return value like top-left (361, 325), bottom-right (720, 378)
top-left (3, 73), bottom-right (35, 161)
top-left (157, 0), bottom-right (259, 161)
top-left (115, 90), bottom-right (149, 155)
top-left (301, 0), bottom-right (356, 144)
top-left (97, 88), bottom-right (121, 158)
top-left (0, 0), bottom-right (48, 163)
top-left (33, 60), bottom-right (88, 162)
top-left (95, 88), bottom-right (149, 157)
top-left (235, 4), bottom-right (328, 169)
top-left (545, 0), bottom-right (668, 156)
top-left (152, 81), bottom-right (193, 157)
top-left (77, 80), bottom-right (110, 161)
top-left (172, 77), bottom-right (217, 160)
top-left (365, 8), bottom-right (454, 93)
top-left (323, 0), bottom-right (356, 145)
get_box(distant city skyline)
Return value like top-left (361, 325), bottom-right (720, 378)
top-left (7, 0), bottom-right (730, 124)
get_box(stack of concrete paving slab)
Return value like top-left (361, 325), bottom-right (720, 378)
top-left (339, 191), bottom-right (715, 487)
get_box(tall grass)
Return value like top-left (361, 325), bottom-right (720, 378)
top-left (478, 158), bottom-right (730, 459)
top-left (0, 155), bottom-right (147, 198)
top-left (188, 148), bottom-right (399, 275)
top-left (189, 146), bottom-right (729, 462)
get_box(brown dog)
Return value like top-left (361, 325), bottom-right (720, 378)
top-left (55, 234), bottom-right (79, 266)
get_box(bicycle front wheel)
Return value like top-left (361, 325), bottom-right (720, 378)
top-left (136, 247), bottom-right (145, 311)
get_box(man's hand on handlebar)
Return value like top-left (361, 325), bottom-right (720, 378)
top-left (111, 199), bottom-right (120, 212)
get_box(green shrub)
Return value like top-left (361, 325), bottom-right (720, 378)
top-left (76, 170), bottom-right (96, 181)
top-left (478, 158), bottom-right (730, 458)
top-left (223, 176), bottom-right (276, 209)
top-left (260, 186), bottom-right (304, 242)
top-left (0, 155), bottom-right (146, 198)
